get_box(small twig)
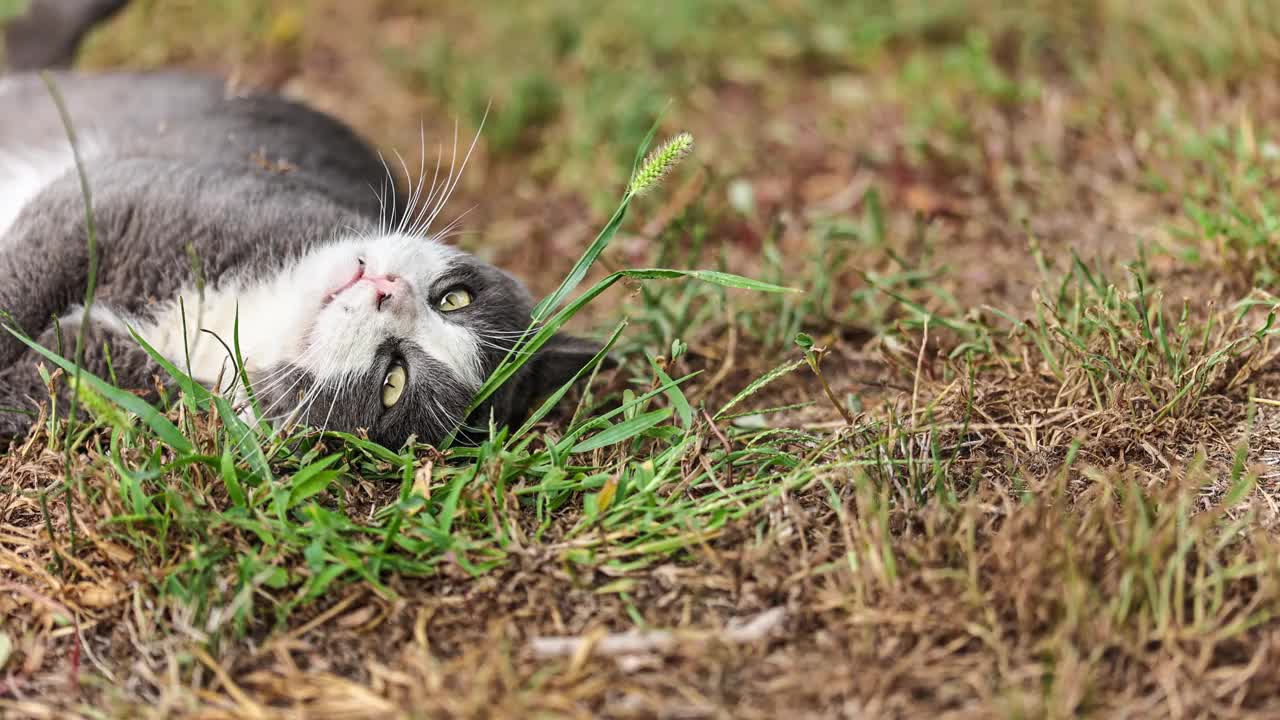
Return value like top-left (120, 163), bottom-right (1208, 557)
top-left (192, 646), bottom-right (267, 719)
top-left (529, 606), bottom-right (786, 659)
top-left (257, 590), bottom-right (365, 658)
top-left (910, 318), bottom-right (929, 423)
top-left (701, 408), bottom-right (735, 488)
top-left (802, 345), bottom-right (854, 426)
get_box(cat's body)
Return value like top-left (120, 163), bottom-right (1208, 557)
top-left (0, 65), bottom-right (595, 447)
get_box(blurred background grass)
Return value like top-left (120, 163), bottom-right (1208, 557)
top-left (56, 0), bottom-right (1280, 379)
top-left (73, 0), bottom-right (1280, 209)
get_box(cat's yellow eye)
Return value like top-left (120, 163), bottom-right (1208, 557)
top-left (382, 364), bottom-right (407, 408)
top-left (438, 288), bottom-right (472, 312)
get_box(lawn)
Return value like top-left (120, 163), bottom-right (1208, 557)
top-left (6, 0), bottom-right (1280, 717)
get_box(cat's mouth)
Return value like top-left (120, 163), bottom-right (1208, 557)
top-left (321, 262), bottom-right (365, 307)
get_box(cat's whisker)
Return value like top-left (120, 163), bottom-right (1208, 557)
top-left (447, 400), bottom-right (486, 437)
top-left (479, 336), bottom-right (541, 343)
top-left (433, 397), bottom-right (465, 436)
top-left (399, 124), bottom-right (430, 237)
top-left (257, 367), bottom-right (339, 450)
top-left (251, 371), bottom-right (314, 435)
top-left (268, 406), bottom-right (306, 443)
top-left (424, 204), bottom-right (477, 247)
top-left (405, 140), bottom-right (446, 239)
top-left (226, 377), bottom-right (309, 457)
top-left (433, 118), bottom-right (460, 232)
top-left (316, 372), bottom-right (351, 438)
top-left (203, 335), bottom-right (303, 416)
top-left (247, 362), bottom-right (298, 388)
top-left (433, 390), bottom-right (478, 438)
top-left (424, 399), bottom-right (447, 439)
top-left (278, 379), bottom-right (324, 437)
top-left (417, 107), bottom-right (485, 239)
top-left (414, 108), bottom-right (483, 238)
top-left (432, 228), bottom-right (480, 243)
top-left (342, 223), bottom-right (376, 244)
top-left (368, 179), bottom-right (389, 236)
top-left (409, 123), bottom-right (432, 237)
top-left (243, 365), bottom-right (305, 401)
top-left (393, 124), bottom-right (444, 240)
top-left (247, 394), bottom-right (305, 445)
top-left (375, 150), bottom-right (400, 237)
top-left (471, 338), bottom-right (539, 356)
top-left (474, 325), bottom-right (543, 336)
top-left (380, 177), bottom-right (394, 236)
top-left (475, 332), bottom-right (543, 343)
top-left (401, 148), bottom-right (423, 236)
top-left (391, 149), bottom-right (420, 237)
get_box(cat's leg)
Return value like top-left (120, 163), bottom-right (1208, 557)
top-left (2, 0), bottom-right (131, 71)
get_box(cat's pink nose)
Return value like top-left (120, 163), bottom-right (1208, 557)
top-left (362, 274), bottom-right (402, 311)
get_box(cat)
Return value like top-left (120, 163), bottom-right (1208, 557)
top-left (0, 2), bottom-right (602, 449)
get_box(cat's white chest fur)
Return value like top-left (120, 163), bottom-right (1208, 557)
top-left (85, 280), bottom-right (312, 389)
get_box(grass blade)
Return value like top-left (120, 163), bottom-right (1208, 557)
top-left (571, 408), bottom-right (673, 454)
top-left (8, 329), bottom-right (194, 454)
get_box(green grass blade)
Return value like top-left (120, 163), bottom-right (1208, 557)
top-left (528, 118), bottom-right (662, 322)
top-left (715, 359), bottom-right (806, 420)
top-left (220, 444), bottom-right (247, 509)
top-left (127, 325), bottom-right (211, 404)
top-left (571, 408), bottom-right (673, 454)
top-left (467, 268), bottom-right (792, 419)
top-left (648, 354), bottom-right (692, 428)
top-left (211, 395), bottom-right (275, 510)
top-left (8, 328), bottom-right (194, 454)
top-left (508, 320), bottom-right (626, 442)
top-left (287, 455), bottom-right (344, 510)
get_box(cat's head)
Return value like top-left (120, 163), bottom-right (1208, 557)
top-left (249, 233), bottom-right (601, 448)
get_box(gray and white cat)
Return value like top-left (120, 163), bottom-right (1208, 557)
top-left (0, 3), bottom-right (601, 448)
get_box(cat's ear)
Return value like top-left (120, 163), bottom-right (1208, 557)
top-left (528, 333), bottom-right (613, 394)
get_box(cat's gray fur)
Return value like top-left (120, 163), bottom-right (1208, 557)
top-left (0, 2), bottom-right (599, 448)
top-left (3, 0), bottom-right (127, 71)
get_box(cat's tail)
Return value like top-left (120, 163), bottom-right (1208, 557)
top-left (2, 0), bottom-right (129, 72)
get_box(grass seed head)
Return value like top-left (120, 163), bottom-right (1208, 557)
top-left (628, 131), bottom-right (694, 198)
